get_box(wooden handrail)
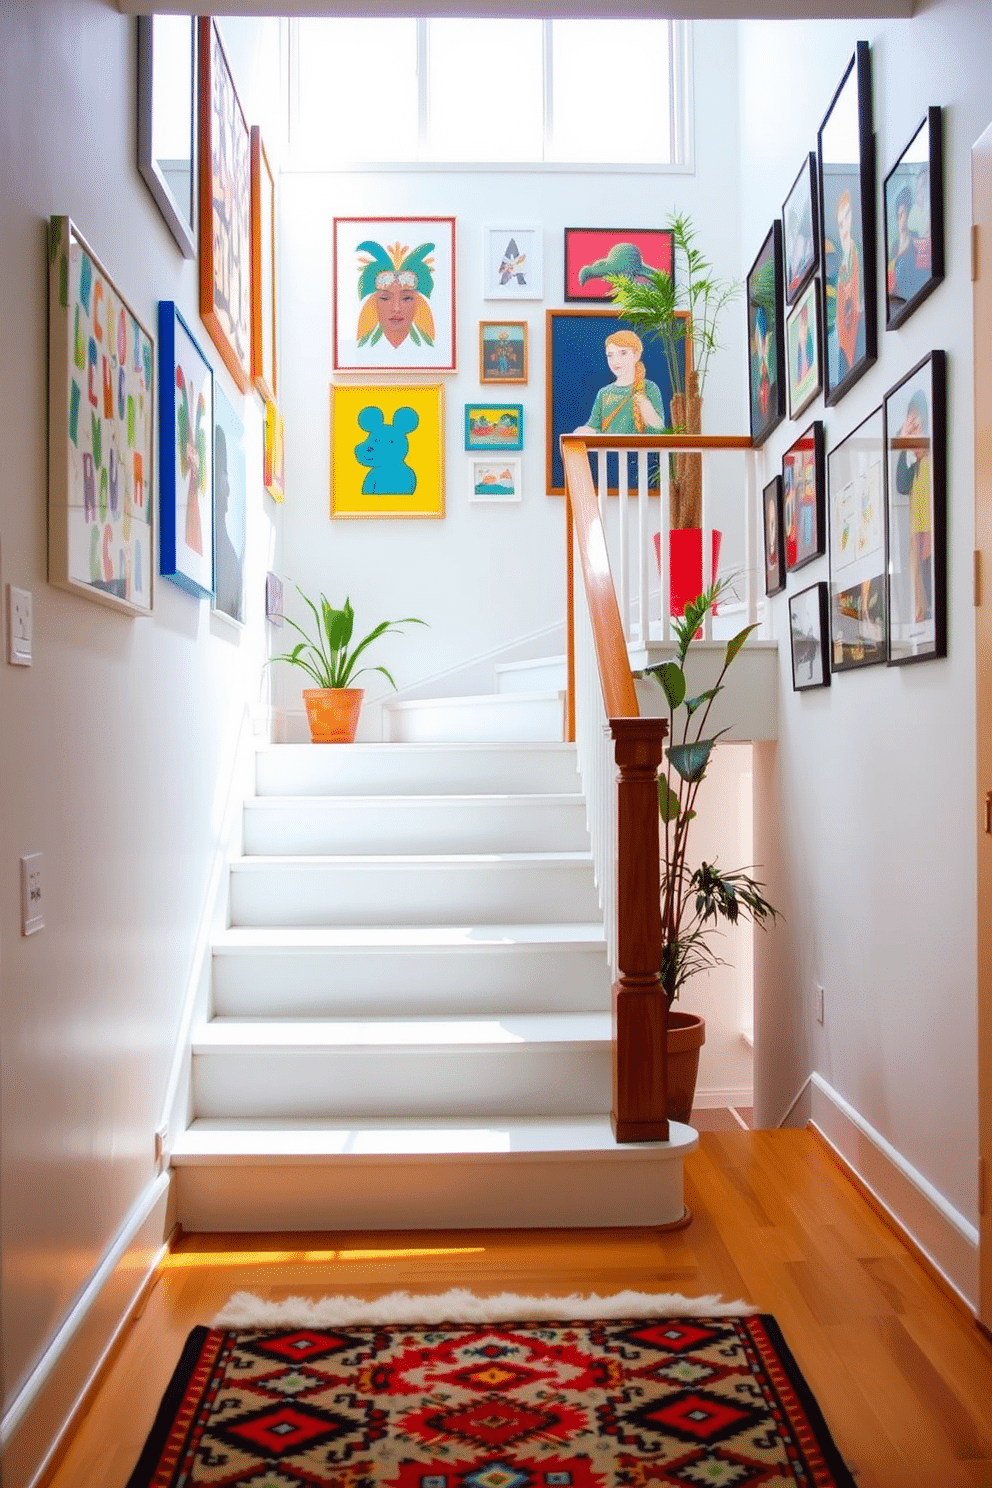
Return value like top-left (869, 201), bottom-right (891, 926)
top-left (575, 433), bottom-right (754, 450)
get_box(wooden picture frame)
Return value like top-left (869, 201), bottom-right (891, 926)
top-left (137, 14), bottom-right (197, 259)
top-left (480, 320), bottom-right (528, 384)
top-left (790, 582), bottom-right (831, 690)
top-left (484, 228), bottom-right (543, 300)
top-left (333, 216), bottom-right (456, 373)
top-left (783, 153), bottom-right (818, 305)
top-left (827, 406), bottom-right (887, 671)
top-left (545, 306), bottom-right (687, 496)
top-left (763, 475), bottom-right (786, 597)
top-left (818, 41), bottom-right (877, 406)
top-left (197, 17), bottom-right (252, 393)
top-left (464, 403), bottom-right (524, 451)
top-left (884, 351), bottom-right (947, 664)
top-left (783, 420), bottom-right (825, 572)
top-left (563, 227), bottom-right (675, 304)
top-left (469, 456), bottom-right (522, 503)
top-left (212, 385), bottom-right (246, 625)
top-left (330, 383), bottom-right (445, 519)
top-left (746, 222), bottom-right (786, 448)
top-left (786, 278), bottom-right (822, 420)
top-left (250, 126), bottom-right (277, 401)
top-left (47, 216), bottom-right (155, 616)
top-left (158, 300), bottom-right (214, 599)
top-left (884, 108), bottom-right (944, 331)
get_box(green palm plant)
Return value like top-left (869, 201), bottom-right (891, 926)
top-left (272, 586), bottom-right (427, 691)
top-left (640, 579), bottom-right (778, 1006)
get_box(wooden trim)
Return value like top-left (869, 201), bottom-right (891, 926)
top-left (565, 488), bottom-right (575, 743)
top-left (577, 433), bottom-right (754, 451)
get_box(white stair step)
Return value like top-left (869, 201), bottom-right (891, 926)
top-left (190, 1013), bottom-right (612, 1120)
top-left (170, 1116), bottom-right (699, 1231)
top-left (383, 692), bottom-right (564, 743)
top-left (496, 656), bottom-right (567, 694)
top-left (256, 742), bottom-right (581, 798)
top-left (228, 853), bottom-right (602, 927)
top-left (242, 793), bottom-right (589, 856)
top-left (211, 923), bottom-right (610, 1017)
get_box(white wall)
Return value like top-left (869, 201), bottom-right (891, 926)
top-left (740, 7), bottom-right (985, 1254)
top-left (275, 22), bottom-right (746, 740)
top-left (0, 0), bottom-right (280, 1464)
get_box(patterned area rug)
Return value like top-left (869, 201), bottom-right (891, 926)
top-left (126, 1311), bottom-right (857, 1486)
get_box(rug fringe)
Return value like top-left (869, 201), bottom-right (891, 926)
top-left (212, 1287), bottom-right (757, 1328)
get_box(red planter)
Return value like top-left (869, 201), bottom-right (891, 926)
top-left (654, 528), bottom-right (723, 617)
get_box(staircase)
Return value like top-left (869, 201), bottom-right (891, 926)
top-left (170, 695), bottom-right (696, 1232)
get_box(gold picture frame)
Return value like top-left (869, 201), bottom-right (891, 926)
top-left (331, 384), bottom-right (444, 519)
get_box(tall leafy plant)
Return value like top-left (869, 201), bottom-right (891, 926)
top-left (272, 587), bottom-right (426, 691)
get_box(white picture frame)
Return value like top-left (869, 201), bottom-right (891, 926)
top-left (483, 227), bottom-right (543, 301)
top-left (469, 455), bottom-right (522, 503)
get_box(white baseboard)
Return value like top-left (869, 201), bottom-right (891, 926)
top-left (693, 1085), bottom-right (753, 1109)
top-left (1, 1175), bottom-right (171, 1488)
top-left (807, 1072), bottom-right (979, 1312)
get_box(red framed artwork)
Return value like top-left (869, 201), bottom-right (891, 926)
top-left (563, 227), bottom-right (675, 304)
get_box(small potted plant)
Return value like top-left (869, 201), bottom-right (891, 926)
top-left (639, 579), bottom-right (778, 1120)
top-left (272, 586), bottom-right (427, 743)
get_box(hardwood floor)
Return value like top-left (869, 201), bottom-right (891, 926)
top-left (44, 1129), bottom-right (992, 1488)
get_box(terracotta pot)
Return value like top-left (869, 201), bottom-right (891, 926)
top-left (302, 687), bottom-right (363, 743)
top-left (666, 1010), bottom-right (706, 1124)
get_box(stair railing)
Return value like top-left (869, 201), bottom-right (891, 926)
top-left (561, 431), bottom-right (756, 1145)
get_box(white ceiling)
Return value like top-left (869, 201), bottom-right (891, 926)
top-left (114, 1), bottom-right (913, 16)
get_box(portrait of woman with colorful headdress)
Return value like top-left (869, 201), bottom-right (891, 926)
top-left (355, 239), bottom-right (436, 351)
top-left (334, 216), bottom-right (456, 373)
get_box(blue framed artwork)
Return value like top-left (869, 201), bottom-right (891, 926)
top-left (158, 300), bottom-right (214, 597)
top-left (464, 403), bottom-right (523, 451)
top-left (212, 385), bottom-right (246, 624)
top-left (545, 307), bottom-right (686, 496)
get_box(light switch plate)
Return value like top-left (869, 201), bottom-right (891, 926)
top-left (21, 853), bottom-right (44, 935)
top-left (8, 585), bottom-right (32, 665)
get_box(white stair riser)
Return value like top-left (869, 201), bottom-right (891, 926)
top-left (383, 694), bottom-right (564, 744)
top-left (496, 659), bottom-right (567, 695)
top-left (229, 861), bottom-right (602, 927)
top-left (243, 798), bottom-right (589, 856)
top-left (211, 945), bottom-right (611, 1017)
top-left (256, 744), bottom-right (581, 798)
top-left (191, 1044), bottom-right (611, 1120)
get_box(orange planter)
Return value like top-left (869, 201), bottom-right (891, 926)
top-left (303, 688), bottom-right (364, 743)
top-left (666, 1010), bottom-right (706, 1123)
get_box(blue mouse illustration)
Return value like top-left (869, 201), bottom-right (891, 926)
top-left (354, 405), bottom-right (419, 495)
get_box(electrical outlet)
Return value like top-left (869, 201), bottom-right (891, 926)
top-left (814, 983), bottom-right (824, 1024)
top-left (8, 585), bottom-right (32, 665)
top-left (154, 1123), bottom-right (170, 1169)
top-left (20, 853), bottom-right (44, 935)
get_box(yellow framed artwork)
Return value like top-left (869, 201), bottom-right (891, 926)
top-left (263, 397), bottom-right (285, 503)
top-left (330, 383), bottom-right (445, 519)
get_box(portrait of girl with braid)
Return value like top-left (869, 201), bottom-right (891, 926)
top-left (573, 329), bottom-right (667, 435)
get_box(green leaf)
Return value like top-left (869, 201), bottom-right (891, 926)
top-left (323, 597), bottom-right (354, 654)
top-left (724, 623), bottom-right (759, 668)
top-left (647, 660), bottom-right (686, 710)
top-left (684, 687), bottom-right (720, 716)
top-left (667, 738), bottom-right (715, 784)
top-left (657, 773), bottom-right (681, 824)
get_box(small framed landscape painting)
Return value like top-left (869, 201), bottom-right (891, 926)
top-left (158, 300), bottom-right (214, 599)
top-left (331, 383), bottom-right (444, 520)
top-left (480, 321), bottom-right (528, 384)
top-left (469, 456), bottom-right (522, 503)
top-left (484, 228), bottom-right (542, 300)
top-left (884, 351), bottom-right (946, 664)
top-left (884, 108), bottom-right (944, 331)
top-left (783, 153), bottom-right (818, 304)
top-left (790, 582), bottom-right (830, 691)
top-left (783, 421), bottom-right (825, 572)
top-left (746, 222), bottom-right (785, 447)
top-left (763, 475), bottom-right (786, 597)
top-left (827, 406), bottom-right (887, 672)
top-left (563, 227), bottom-right (674, 304)
top-left (333, 216), bottom-right (456, 373)
top-left (464, 403), bottom-right (523, 451)
top-left (786, 278), bottom-right (821, 420)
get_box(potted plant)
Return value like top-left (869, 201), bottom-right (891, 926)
top-left (272, 586), bottom-right (427, 743)
top-left (639, 580), bottom-right (778, 1121)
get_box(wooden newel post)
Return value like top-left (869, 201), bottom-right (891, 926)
top-left (609, 716), bottom-right (669, 1142)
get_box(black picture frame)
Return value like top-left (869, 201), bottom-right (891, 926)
top-left (818, 41), bottom-right (876, 406)
top-left (763, 475), bottom-right (786, 597)
top-left (827, 406), bottom-right (887, 672)
top-left (790, 582), bottom-right (831, 690)
top-left (783, 420), bottom-right (825, 572)
top-left (884, 108), bottom-right (945, 331)
top-left (884, 350), bottom-right (947, 664)
top-left (786, 278), bottom-right (822, 421)
top-left (783, 153), bottom-right (818, 304)
top-left (746, 222), bottom-right (786, 448)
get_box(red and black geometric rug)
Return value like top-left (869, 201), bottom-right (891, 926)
top-left (126, 1311), bottom-right (857, 1486)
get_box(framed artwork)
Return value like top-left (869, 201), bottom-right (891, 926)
top-left (818, 41), bottom-right (876, 406)
top-left (789, 583), bottom-right (831, 691)
top-left (158, 300), bottom-right (214, 599)
top-left (480, 321), bottom-right (528, 384)
top-left (264, 398), bottom-right (285, 504)
top-left (786, 278), bottom-right (822, 420)
top-left (484, 228), bottom-right (543, 300)
top-left (331, 383), bottom-right (444, 519)
top-left (763, 475), bottom-right (786, 597)
top-left (884, 351), bottom-right (946, 664)
top-left (545, 306), bottom-right (687, 496)
top-left (212, 385), bottom-right (246, 625)
top-left (250, 126), bottom-right (277, 401)
top-left (746, 222), bottom-right (786, 448)
top-left (783, 153), bottom-right (818, 304)
top-left (197, 17), bottom-right (252, 393)
top-left (469, 456), bottom-right (522, 504)
top-left (333, 216), bottom-right (456, 373)
top-left (47, 216), bottom-right (155, 616)
top-left (563, 228), bottom-right (674, 304)
top-left (827, 406), bottom-right (887, 671)
top-left (465, 403), bottom-right (523, 451)
top-left (137, 15), bottom-right (197, 258)
top-left (783, 420), bottom-right (825, 572)
top-left (884, 108), bottom-right (944, 331)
